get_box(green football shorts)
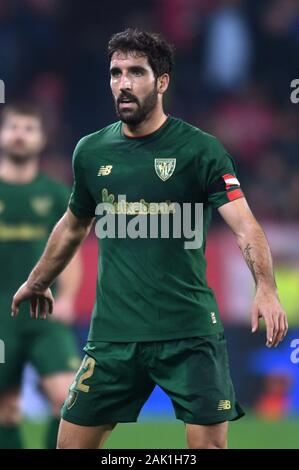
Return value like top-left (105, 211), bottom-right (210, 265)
top-left (61, 332), bottom-right (245, 425)
top-left (0, 318), bottom-right (80, 393)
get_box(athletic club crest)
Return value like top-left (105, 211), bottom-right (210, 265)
top-left (30, 196), bottom-right (53, 216)
top-left (154, 158), bottom-right (176, 181)
top-left (66, 390), bottom-right (78, 410)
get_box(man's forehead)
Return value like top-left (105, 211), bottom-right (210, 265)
top-left (5, 114), bottom-right (42, 128)
top-left (110, 51), bottom-right (150, 68)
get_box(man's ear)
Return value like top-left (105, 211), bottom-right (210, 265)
top-left (157, 74), bottom-right (170, 94)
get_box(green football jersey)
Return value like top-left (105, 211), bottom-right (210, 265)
top-left (0, 173), bottom-right (70, 319)
top-left (69, 116), bottom-right (244, 341)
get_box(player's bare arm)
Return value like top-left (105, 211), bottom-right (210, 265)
top-left (218, 197), bottom-right (288, 348)
top-left (54, 251), bottom-right (82, 324)
top-left (11, 208), bottom-right (94, 320)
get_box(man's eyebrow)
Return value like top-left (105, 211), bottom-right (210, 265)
top-left (128, 65), bottom-right (147, 72)
top-left (110, 65), bottom-right (148, 74)
top-left (110, 66), bottom-right (121, 74)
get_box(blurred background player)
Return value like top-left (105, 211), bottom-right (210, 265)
top-left (0, 103), bottom-right (82, 448)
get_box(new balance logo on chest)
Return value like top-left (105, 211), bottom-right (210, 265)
top-left (98, 165), bottom-right (113, 176)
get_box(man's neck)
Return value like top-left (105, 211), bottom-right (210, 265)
top-left (0, 157), bottom-right (39, 184)
top-left (122, 107), bottom-right (168, 138)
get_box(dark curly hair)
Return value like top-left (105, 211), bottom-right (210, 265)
top-left (108, 28), bottom-right (175, 78)
top-left (0, 102), bottom-right (45, 131)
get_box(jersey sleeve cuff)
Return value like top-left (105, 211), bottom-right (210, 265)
top-left (68, 202), bottom-right (95, 218)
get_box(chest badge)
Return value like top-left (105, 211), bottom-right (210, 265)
top-left (154, 158), bottom-right (176, 181)
top-left (30, 197), bottom-right (53, 216)
top-left (98, 165), bottom-right (113, 176)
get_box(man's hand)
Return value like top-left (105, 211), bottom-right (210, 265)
top-left (251, 286), bottom-right (288, 347)
top-left (11, 282), bottom-right (54, 320)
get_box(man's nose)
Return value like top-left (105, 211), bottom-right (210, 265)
top-left (13, 130), bottom-right (25, 139)
top-left (119, 74), bottom-right (132, 90)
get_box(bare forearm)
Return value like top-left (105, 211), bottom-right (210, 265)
top-left (219, 198), bottom-right (287, 347)
top-left (57, 251), bottom-right (82, 300)
top-left (28, 212), bottom-right (91, 292)
top-left (237, 222), bottom-right (277, 291)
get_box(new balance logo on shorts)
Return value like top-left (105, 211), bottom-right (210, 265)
top-left (217, 400), bottom-right (231, 410)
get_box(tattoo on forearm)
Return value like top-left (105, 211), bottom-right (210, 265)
top-left (242, 225), bottom-right (277, 289)
top-left (243, 243), bottom-right (261, 284)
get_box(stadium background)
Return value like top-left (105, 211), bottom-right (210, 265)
top-left (1, 0), bottom-right (299, 448)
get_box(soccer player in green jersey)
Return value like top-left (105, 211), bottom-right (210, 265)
top-left (12, 30), bottom-right (288, 449)
top-left (0, 104), bottom-right (81, 448)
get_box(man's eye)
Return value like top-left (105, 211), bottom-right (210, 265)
top-left (111, 71), bottom-right (121, 78)
top-left (133, 70), bottom-right (143, 76)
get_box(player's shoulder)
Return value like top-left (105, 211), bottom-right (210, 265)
top-left (171, 116), bottom-right (223, 149)
top-left (74, 121), bottom-right (121, 155)
top-left (38, 173), bottom-right (70, 195)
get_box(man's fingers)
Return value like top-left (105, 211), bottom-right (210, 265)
top-left (11, 296), bottom-right (19, 317)
top-left (284, 315), bottom-right (288, 338)
top-left (263, 314), bottom-right (274, 347)
top-left (275, 313), bottom-right (287, 346)
top-left (255, 309), bottom-right (287, 348)
top-left (270, 311), bottom-right (288, 347)
top-left (38, 297), bottom-right (47, 319)
top-left (46, 293), bottom-right (54, 315)
top-left (30, 297), bottom-right (38, 319)
top-left (271, 314), bottom-right (280, 348)
top-left (38, 292), bottom-right (54, 319)
top-left (278, 313), bottom-right (288, 343)
top-left (251, 305), bottom-right (259, 333)
top-left (40, 297), bottom-right (47, 320)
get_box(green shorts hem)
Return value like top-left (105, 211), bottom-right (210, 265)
top-left (176, 408), bottom-right (246, 425)
top-left (61, 413), bottom-right (138, 427)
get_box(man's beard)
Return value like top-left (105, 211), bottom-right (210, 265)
top-left (7, 153), bottom-right (34, 165)
top-left (115, 87), bottom-right (158, 126)
top-left (3, 145), bottom-right (36, 165)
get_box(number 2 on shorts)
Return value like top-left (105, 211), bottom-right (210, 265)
top-left (74, 356), bottom-right (96, 393)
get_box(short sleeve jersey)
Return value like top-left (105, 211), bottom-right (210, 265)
top-left (69, 116), bottom-right (244, 341)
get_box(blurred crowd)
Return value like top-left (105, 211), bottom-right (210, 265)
top-left (1, 0), bottom-right (299, 221)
